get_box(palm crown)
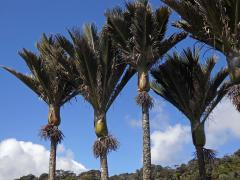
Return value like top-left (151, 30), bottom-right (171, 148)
top-left (151, 48), bottom-right (230, 123)
top-left (105, 0), bottom-right (187, 73)
top-left (56, 24), bottom-right (135, 115)
top-left (3, 34), bottom-right (77, 107)
top-left (162, 0), bottom-right (240, 54)
top-left (162, 0), bottom-right (240, 81)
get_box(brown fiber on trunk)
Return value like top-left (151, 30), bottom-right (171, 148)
top-left (142, 103), bottom-right (151, 180)
top-left (100, 154), bottom-right (109, 180)
top-left (196, 146), bottom-right (207, 180)
top-left (49, 138), bottom-right (57, 180)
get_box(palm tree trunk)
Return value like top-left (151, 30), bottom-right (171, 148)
top-left (49, 138), bottom-right (57, 180)
top-left (94, 111), bottom-right (109, 180)
top-left (100, 154), bottom-right (109, 180)
top-left (142, 103), bottom-right (151, 180)
top-left (195, 146), bottom-right (206, 180)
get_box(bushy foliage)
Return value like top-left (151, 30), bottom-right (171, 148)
top-left (17, 149), bottom-right (240, 180)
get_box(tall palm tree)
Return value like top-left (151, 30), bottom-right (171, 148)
top-left (161, 0), bottom-right (240, 82)
top-left (105, 0), bottom-right (187, 179)
top-left (56, 24), bottom-right (135, 180)
top-left (1, 34), bottom-right (78, 180)
top-left (151, 48), bottom-right (231, 180)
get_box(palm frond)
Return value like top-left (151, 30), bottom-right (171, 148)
top-left (1, 66), bottom-right (43, 100)
top-left (105, 7), bottom-right (131, 53)
top-left (158, 32), bottom-right (188, 58)
top-left (154, 7), bottom-right (170, 41)
top-left (162, 0), bottom-right (240, 54)
top-left (151, 48), bottom-right (230, 123)
top-left (4, 34), bottom-right (78, 107)
top-left (106, 67), bottom-right (136, 111)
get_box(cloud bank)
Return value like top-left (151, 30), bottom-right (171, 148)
top-left (151, 124), bottom-right (191, 166)
top-left (206, 98), bottom-right (240, 148)
top-left (0, 139), bottom-right (86, 180)
top-left (129, 98), bottom-right (240, 166)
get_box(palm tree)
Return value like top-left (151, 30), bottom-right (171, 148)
top-left (161, 0), bottom-right (240, 82)
top-left (105, 0), bottom-right (187, 179)
top-left (1, 34), bottom-right (78, 180)
top-left (151, 48), bottom-right (232, 180)
top-left (56, 24), bottom-right (135, 180)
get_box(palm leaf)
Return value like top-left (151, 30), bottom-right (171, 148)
top-left (2, 66), bottom-right (44, 101)
top-left (162, 0), bottom-right (240, 54)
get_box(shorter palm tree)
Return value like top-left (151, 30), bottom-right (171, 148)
top-left (151, 48), bottom-right (232, 180)
top-left (2, 34), bottom-right (78, 180)
top-left (56, 24), bottom-right (135, 180)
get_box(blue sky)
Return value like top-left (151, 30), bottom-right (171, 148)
top-left (0, 0), bottom-right (240, 179)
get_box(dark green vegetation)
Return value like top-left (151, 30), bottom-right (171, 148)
top-left (17, 149), bottom-right (240, 180)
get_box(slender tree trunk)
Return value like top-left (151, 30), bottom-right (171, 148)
top-left (100, 154), bottom-right (109, 180)
top-left (142, 104), bottom-right (151, 180)
top-left (49, 138), bottom-right (57, 180)
top-left (94, 111), bottom-right (109, 180)
top-left (195, 146), bottom-right (206, 180)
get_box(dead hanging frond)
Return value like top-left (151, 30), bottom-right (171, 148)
top-left (40, 124), bottom-right (64, 144)
top-left (228, 84), bottom-right (240, 111)
top-left (93, 135), bottom-right (119, 158)
top-left (203, 148), bottom-right (217, 164)
top-left (136, 91), bottom-right (154, 109)
top-left (193, 148), bottom-right (217, 164)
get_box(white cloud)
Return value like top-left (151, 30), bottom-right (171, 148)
top-left (151, 124), bottom-right (191, 166)
top-left (206, 98), bottom-right (240, 148)
top-left (127, 99), bottom-right (193, 165)
top-left (0, 139), bottom-right (87, 180)
top-left (128, 97), bottom-right (240, 166)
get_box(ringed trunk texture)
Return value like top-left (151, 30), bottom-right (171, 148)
top-left (100, 154), bottom-right (109, 180)
top-left (196, 146), bottom-right (207, 180)
top-left (49, 138), bottom-right (57, 180)
top-left (142, 103), bottom-right (151, 180)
